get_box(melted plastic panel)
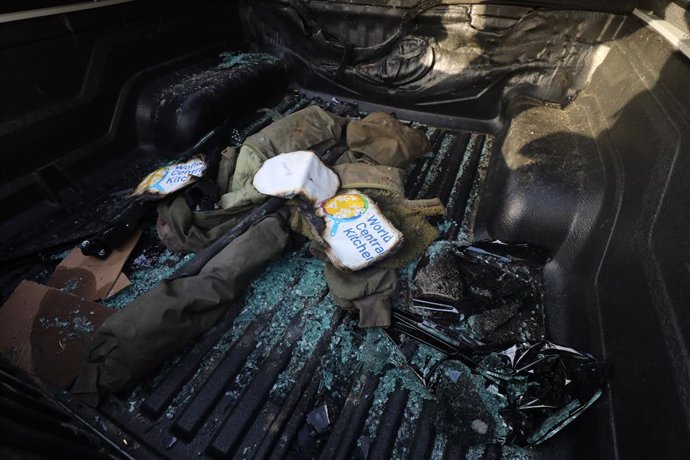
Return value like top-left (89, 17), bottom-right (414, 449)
top-left (240, 2), bottom-right (626, 120)
top-left (46, 96), bottom-right (515, 459)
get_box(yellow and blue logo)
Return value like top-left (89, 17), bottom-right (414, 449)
top-left (321, 193), bottom-right (369, 236)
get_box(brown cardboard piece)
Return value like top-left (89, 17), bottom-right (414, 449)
top-left (0, 281), bottom-right (115, 388)
top-left (47, 230), bottom-right (141, 301)
top-left (106, 273), bottom-right (131, 299)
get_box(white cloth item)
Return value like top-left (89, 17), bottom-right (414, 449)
top-left (252, 151), bottom-right (340, 204)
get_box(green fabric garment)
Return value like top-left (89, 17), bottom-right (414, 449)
top-left (287, 111), bottom-right (443, 270)
top-left (324, 263), bottom-right (398, 328)
top-left (156, 106), bottom-right (348, 253)
top-left (344, 111), bottom-right (429, 168)
top-left (216, 146), bottom-right (239, 193)
top-left (219, 105), bottom-right (348, 209)
top-left (156, 197), bottom-right (251, 253)
top-left (156, 110), bottom-right (427, 254)
top-left (310, 237), bottom-right (398, 328)
top-left (156, 146), bottom-right (252, 253)
top-left (286, 112), bottom-right (437, 327)
top-left (354, 293), bottom-right (394, 328)
top-left (293, 110), bottom-right (442, 327)
top-left (74, 214), bottom-right (292, 396)
top-left (292, 191), bottom-right (442, 328)
top-left (331, 163), bottom-right (405, 195)
top-left (218, 145), bottom-right (266, 209)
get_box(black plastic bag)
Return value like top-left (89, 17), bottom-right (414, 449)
top-left (429, 341), bottom-right (606, 446)
top-left (391, 242), bottom-right (606, 446)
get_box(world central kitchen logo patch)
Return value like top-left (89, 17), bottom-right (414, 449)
top-left (318, 192), bottom-right (403, 271)
top-left (132, 155), bottom-right (207, 197)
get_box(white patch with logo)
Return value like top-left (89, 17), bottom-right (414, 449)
top-left (317, 191), bottom-right (403, 271)
top-left (132, 156), bottom-right (207, 196)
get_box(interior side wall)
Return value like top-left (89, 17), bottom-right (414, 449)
top-left (476, 14), bottom-right (690, 459)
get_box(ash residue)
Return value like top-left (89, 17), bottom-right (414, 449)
top-left (38, 309), bottom-right (95, 340)
top-left (412, 246), bottom-right (463, 305)
top-left (217, 52), bottom-right (278, 70)
top-left (72, 314), bottom-right (95, 334)
top-left (159, 52), bottom-right (279, 103)
top-left (38, 317), bottom-right (70, 329)
top-left (58, 277), bottom-right (81, 294)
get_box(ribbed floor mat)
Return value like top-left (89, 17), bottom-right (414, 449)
top-left (55, 94), bottom-right (517, 459)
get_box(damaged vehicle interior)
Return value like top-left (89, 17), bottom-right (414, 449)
top-left (1, 0), bottom-right (689, 458)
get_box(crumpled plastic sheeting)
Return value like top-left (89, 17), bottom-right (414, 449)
top-left (403, 241), bottom-right (605, 446)
top-left (431, 341), bottom-right (606, 446)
